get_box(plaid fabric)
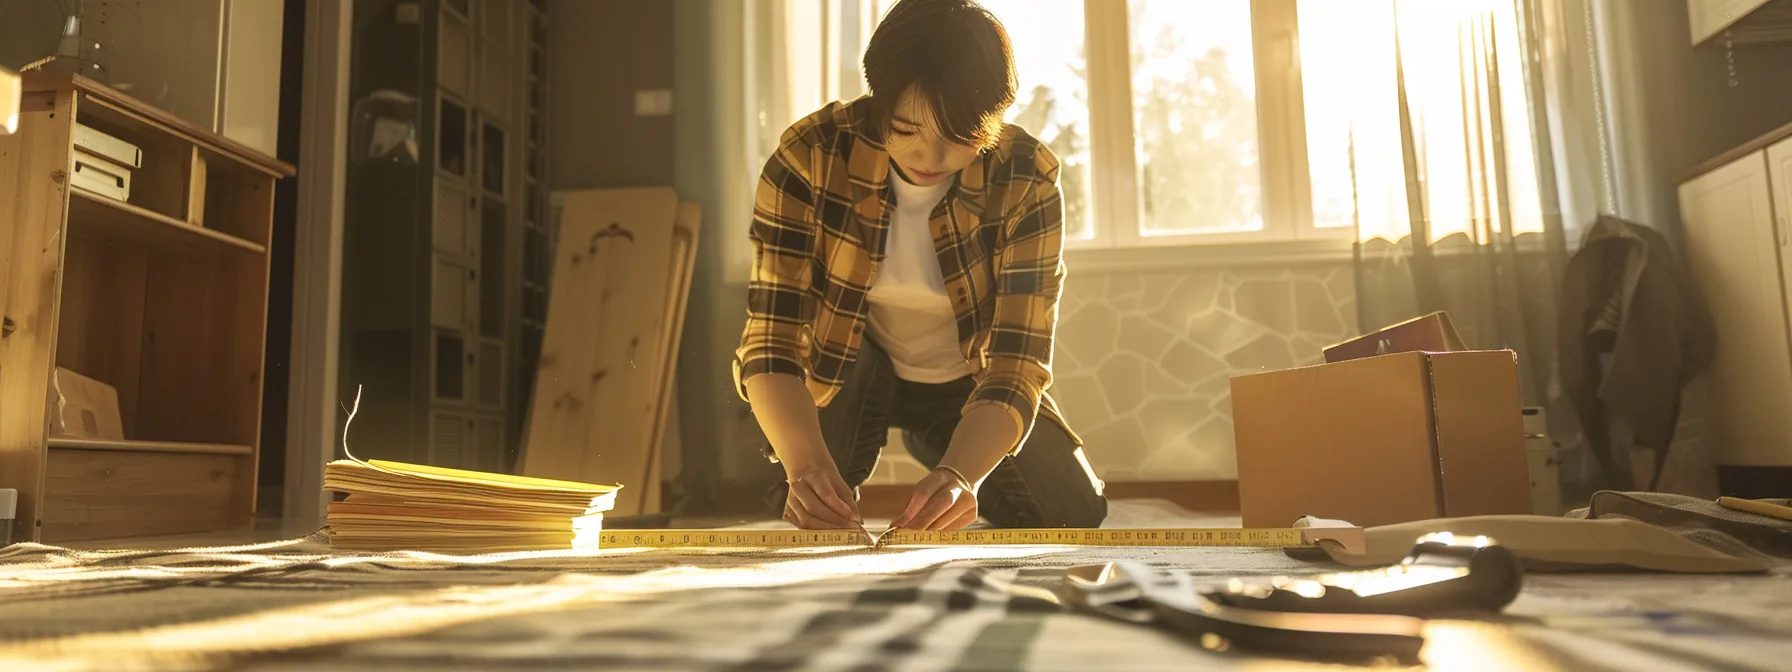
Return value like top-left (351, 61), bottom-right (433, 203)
top-left (733, 97), bottom-right (1075, 453)
top-left (2, 532), bottom-right (1790, 671)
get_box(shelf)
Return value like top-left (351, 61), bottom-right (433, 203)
top-left (68, 190), bottom-right (268, 255)
top-left (48, 438), bottom-right (255, 456)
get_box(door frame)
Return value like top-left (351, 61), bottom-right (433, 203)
top-left (284, 0), bottom-right (352, 532)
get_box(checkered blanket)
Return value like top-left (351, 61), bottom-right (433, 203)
top-left (2, 507), bottom-right (1790, 670)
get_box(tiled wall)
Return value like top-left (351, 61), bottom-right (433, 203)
top-left (865, 261), bottom-right (1360, 484)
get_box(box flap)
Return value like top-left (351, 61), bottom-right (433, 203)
top-left (1323, 311), bottom-right (1466, 363)
top-left (1426, 351), bottom-right (1531, 517)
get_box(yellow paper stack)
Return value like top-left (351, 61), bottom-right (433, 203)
top-left (323, 459), bottom-right (620, 553)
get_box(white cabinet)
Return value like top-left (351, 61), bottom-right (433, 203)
top-left (1678, 136), bottom-right (1792, 466)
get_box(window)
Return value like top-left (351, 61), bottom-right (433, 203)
top-left (761, 0), bottom-right (1548, 250)
top-left (982, 0), bottom-right (1292, 248)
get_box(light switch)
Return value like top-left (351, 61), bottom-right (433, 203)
top-left (634, 89), bottom-right (674, 117)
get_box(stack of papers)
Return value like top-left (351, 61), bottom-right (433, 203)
top-left (322, 459), bottom-right (620, 553)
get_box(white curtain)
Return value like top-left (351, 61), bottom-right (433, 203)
top-left (701, 0), bottom-right (882, 285)
top-left (748, 0), bottom-right (883, 169)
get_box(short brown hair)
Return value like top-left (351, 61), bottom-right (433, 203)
top-left (862, 0), bottom-right (1017, 151)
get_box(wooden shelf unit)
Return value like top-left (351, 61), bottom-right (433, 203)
top-left (0, 74), bottom-right (294, 543)
top-left (69, 190), bottom-right (268, 255)
top-left (46, 438), bottom-right (257, 456)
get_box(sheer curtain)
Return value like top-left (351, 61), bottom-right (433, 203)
top-left (1301, 0), bottom-right (1568, 412)
top-left (748, 0), bottom-right (884, 172)
top-left (1306, 0), bottom-right (1590, 505)
top-left (1312, 0), bottom-right (1717, 503)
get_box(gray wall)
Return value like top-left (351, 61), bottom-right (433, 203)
top-left (548, 0), bottom-right (676, 189)
top-left (1600, 0), bottom-right (1792, 239)
top-left (547, 0), bottom-right (774, 513)
top-left (672, 0), bottom-right (782, 513)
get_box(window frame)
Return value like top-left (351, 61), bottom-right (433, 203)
top-left (1071, 0), bottom-right (1354, 252)
top-left (787, 0), bottom-right (1362, 255)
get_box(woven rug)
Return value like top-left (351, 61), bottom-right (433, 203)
top-left (2, 501), bottom-right (1790, 671)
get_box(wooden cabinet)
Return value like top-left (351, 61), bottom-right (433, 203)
top-left (1678, 129), bottom-right (1792, 466)
top-left (0, 74), bottom-right (292, 542)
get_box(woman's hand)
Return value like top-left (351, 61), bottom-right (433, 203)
top-left (746, 374), bottom-right (862, 529)
top-left (890, 404), bottom-right (1018, 531)
top-left (781, 462), bottom-right (863, 530)
top-left (893, 467), bottom-right (978, 531)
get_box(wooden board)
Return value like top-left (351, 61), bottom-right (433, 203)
top-left (55, 239), bottom-right (149, 437)
top-left (47, 438), bottom-right (253, 456)
top-left (520, 188), bottom-right (677, 515)
top-left (41, 448), bottom-right (243, 542)
top-left (0, 89), bottom-right (77, 542)
top-left (134, 249), bottom-right (270, 450)
top-left (640, 202), bottom-right (702, 515)
top-left (657, 386), bottom-right (681, 511)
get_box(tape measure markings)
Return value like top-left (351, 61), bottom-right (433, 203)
top-left (594, 527), bottom-right (1327, 550)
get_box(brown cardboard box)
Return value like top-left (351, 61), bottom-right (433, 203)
top-left (49, 367), bottom-right (125, 440)
top-left (1230, 317), bottom-right (1530, 528)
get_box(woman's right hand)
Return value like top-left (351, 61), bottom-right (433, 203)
top-left (781, 459), bottom-right (862, 529)
top-left (743, 373), bottom-right (860, 528)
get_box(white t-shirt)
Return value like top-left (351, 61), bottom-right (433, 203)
top-left (865, 170), bottom-right (973, 383)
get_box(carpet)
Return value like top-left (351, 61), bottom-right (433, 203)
top-left (1, 500), bottom-right (1789, 671)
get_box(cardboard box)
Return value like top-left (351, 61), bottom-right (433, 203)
top-left (1230, 314), bottom-right (1530, 528)
top-left (74, 122), bottom-right (145, 169)
top-left (49, 367), bottom-right (126, 441)
top-left (71, 148), bottom-right (132, 202)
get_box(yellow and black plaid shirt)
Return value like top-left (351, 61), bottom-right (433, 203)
top-left (733, 97), bottom-right (1078, 455)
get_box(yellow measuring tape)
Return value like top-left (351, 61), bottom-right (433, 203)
top-left (595, 527), bottom-right (1364, 553)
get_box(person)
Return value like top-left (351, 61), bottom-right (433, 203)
top-left (733, 0), bottom-right (1107, 533)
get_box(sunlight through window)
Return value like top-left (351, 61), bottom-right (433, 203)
top-left (1299, 0), bottom-right (1547, 244)
top-left (775, 0), bottom-right (1555, 249)
top-left (1128, 0), bottom-right (1262, 237)
top-left (978, 0), bottom-right (1096, 242)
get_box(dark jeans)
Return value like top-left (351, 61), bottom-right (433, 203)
top-left (765, 338), bottom-right (1108, 528)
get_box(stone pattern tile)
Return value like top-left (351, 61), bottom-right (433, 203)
top-left (866, 262), bottom-right (1358, 485)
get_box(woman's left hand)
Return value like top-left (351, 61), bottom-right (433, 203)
top-left (893, 467), bottom-right (979, 531)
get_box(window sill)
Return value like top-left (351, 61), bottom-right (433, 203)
top-left (1064, 238), bottom-right (1355, 274)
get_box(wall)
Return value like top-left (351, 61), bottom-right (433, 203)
top-left (864, 261), bottom-right (1359, 485)
top-left (221, 0), bottom-right (289, 156)
top-left (672, 0), bottom-right (773, 509)
top-left (72, 0), bottom-right (285, 156)
top-left (547, 0), bottom-right (676, 189)
top-left (1594, 0), bottom-right (1792, 235)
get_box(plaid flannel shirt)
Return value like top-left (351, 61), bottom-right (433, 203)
top-left (733, 97), bottom-right (1079, 455)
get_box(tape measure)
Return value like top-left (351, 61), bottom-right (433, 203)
top-left (595, 526), bottom-right (1364, 553)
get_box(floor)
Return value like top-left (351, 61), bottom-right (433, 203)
top-left (9, 500), bottom-right (1789, 671)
